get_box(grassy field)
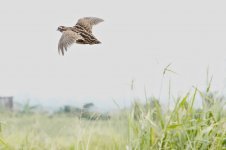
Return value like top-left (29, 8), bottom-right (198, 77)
top-left (0, 88), bottom-right (226, 150)
top-left (0, 114), bottom-right (128, 150)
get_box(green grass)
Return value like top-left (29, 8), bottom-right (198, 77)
top-left (0, 89), bottom-right (225, 149)
top-left (0, 114), bottom-right (127, 150)
top-left (127, 89), bottom-right (226, 150)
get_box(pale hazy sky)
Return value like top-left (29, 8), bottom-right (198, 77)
top-left (0, 0), bottom-right (226, 108)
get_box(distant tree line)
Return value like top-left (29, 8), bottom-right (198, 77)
top-left (56, 102), bottom-right (110, 120)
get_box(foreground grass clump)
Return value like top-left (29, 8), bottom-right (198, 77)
top-left (127, 89), bottom-right (226, 150)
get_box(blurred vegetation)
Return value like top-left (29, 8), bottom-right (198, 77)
top-left (0, 87), bottom-right (224, 150)
top-left (56, 102), bottom-right (111, 120)
top-left (0, 68), bottom-right (225, 149)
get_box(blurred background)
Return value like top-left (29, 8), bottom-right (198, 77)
top-left (0, 0), bottom-right (226, 111)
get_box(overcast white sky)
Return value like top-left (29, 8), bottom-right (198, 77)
top-left (0, 0), bottom-right (226, 109)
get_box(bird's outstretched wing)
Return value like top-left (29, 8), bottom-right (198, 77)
top-left (58, 30), bottom-right (83, 55)
top-left (75, 17), bottom-right (104, 33)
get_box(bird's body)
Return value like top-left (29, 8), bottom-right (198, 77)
top-left (57, 17), bottom-right (104, 55)
top-left (72, 25), bottom-right (101, 44)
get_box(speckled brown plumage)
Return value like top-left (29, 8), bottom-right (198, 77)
top-left (57, 17), bottom-right (104, 55)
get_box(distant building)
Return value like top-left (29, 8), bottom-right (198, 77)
top-left (0, 96), bottom-right (13, 110)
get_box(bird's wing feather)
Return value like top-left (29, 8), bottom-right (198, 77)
top-left (58, 30), bottom-right (83, 55)
top-left (75, 17), bottom-right (104, 33)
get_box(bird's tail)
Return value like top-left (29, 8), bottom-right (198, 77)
top-left (95, 40), bottom-right (101, 44)
top-left (93, 39), bottom-right (101, 44)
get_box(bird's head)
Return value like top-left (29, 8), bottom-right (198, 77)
top-left (57, 26), bottom-right (67, 32)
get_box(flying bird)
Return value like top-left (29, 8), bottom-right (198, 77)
top-left (57, 17), bottom-right (104, 55)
